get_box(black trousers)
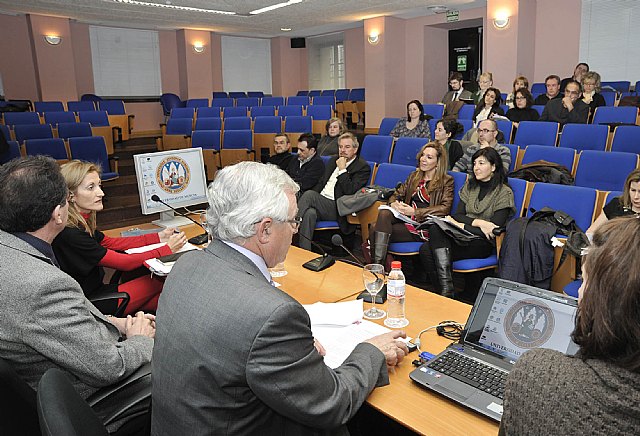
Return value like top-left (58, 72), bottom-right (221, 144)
top-left (419, 223), bottom-right (494, 269)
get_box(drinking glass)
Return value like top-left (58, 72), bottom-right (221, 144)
top-left (363, 264), bottom-right (386, 319)
top-left (268, 261), bottom-right (288, 278)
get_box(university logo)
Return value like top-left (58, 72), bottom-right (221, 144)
top-left (504, 299), bottom-right (554, 348)
top-left (156, 156), bottom-right (191, 194)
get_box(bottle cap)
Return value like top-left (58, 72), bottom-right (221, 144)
top-left (391, 261), bottom-right (401, 269)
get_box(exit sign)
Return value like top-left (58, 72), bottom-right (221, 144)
top-left (447, 10), bottom-right (459, 22)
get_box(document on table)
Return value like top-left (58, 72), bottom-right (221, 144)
top-left (378, 205), bottom-right (419, 225)
top-left (136, 243), bottom-right (200, 276)
top-left (125, 242), bottom-right (198, 254)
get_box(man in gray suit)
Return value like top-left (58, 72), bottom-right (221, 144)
top-left (0, 156), bottom-right (155, 426)
top-left (152, 161), bottom-right (408, 435)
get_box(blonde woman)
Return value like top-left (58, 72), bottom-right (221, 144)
top-left (53, 160), bottom-right (187, 314)
top-left (316, 117), bottom-right (346, 156)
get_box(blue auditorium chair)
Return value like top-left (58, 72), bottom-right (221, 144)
top-left (592, 106), bottom-right (638, 126)
top-left (247, 91), bottom-right (264, 98)
top-left (44, 111), bottom-right (76, 127)
top-left (335, 89), bottom-right (350, 102)
top-left (277, 105), bottom-right (303, 117)
top-left (212, 91), bottom-right (228, 98)
top-left (14, 124), bottom-right (54, 144)
top-left (97, 100), bottom-right (133, 141)
top-left (527, 182), bottom-right (597, 232)
top-left (253, 116), bottom-right (283, 155)
top-left (574, 150), bottom-right (639, 191)
top-left (159, 93), bottom-right (184, 122)
top-left (57, 122), bottom-right (93, 140)
top-left (453, 119), bottom-right (473, 140)
top-left (24, 138), bottom-right (68, 161)
top-left (308, 90), bottom-right (322, 97)
top-left (520, 145), bottom-right (576, 173)
top-left (67, 101), bottom-right (96, 112)
top-left (391, 137), bottom-right (429, 166)
top-left (513, 121), bottom-right (559, 147)
top-left (0, 140), bottom-right (21, 164)
top-left (194, 117), bottom-right (222, 131)
top-left (601, 81), bottom-right (631, 93)
top-left (287, 96), bottom-right (310, 107)
top-left (236, 97), bottom-right (259, 108)
top-left (211, 97), bottom-right (234, 109)
top-left (170, 107), bottom-right (195, 120)
top-left (600, 91), bottom-right (617, 107)
top-left (530, 83), bottom-right (546, 94)
top-left (250, 105), bottom-right (275, 118)
top-left (196, 107), bottom-right (221, 119)
top-left (185, 98), bottom-right (209, 108)
top-left (223, 106), bottom-right (248, 118)
top-left (157, 118), bottom-right (192, 150)
top-left (229, 92), bottom-right (247, 99)
top-left (34, 101), bottom-right (65, 113)
top-left (423, 104), bottom-right (444, 121)
top-left (378, 118), bottom-right (399, 136)
top-left (495, 119), bottom-right (513, 144)
top-left (284, 116), bottom-right (312, 147)
top-left (531, 105), bottom-right (545, 117)
top-left (504, 144), bottom-right (519, 172)
top-left (558, 123), bottom-right (609, 152)
top-left (68, 136), bottom-right (119, 181)
top-left (296, 90), bottom-right (309, 96)
top-left (4, 112), bottom-right (41, 127)
top-left (610, 125), bottom-right (640, 154)
top-left (220, 130), bottom-right (254, 167)
top-left (307, 105), bottom-right (333, 135)
top-left (262, 96), bottom-right (285, 107)
top-left (359, 135), bottom-right (394, 164)
top-left (77, 111), bottom-right (118, 155)
top-left (223, 116), bottom-right (251, 130)
top-left (457, 105), bottom-right (475, 120)
top-left (311, 96), bottom-right (336, 109)
top-left (191, 130), bottom-right (222, 180)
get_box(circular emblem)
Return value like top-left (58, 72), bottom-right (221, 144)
top-left (504, 299), bottom-right (554, 348)
top-left (156, 156), bottom-right (190, 194)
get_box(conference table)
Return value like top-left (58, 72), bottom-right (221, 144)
top-left (105, 221), bottom-right (499, 435)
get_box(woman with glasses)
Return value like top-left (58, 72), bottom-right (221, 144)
top-left (420, 147), bottom-right (514, 298)
top-left (316, 117), bottom-right (346, 156)
top-left (473, 72), bottom-right (494, 105)
top-left (389, 100), bottom-right (431, 139)
top-left (505, 76), bottom-right (529, 108)
top-left (506, 88), bottom-right (539, 128)
top-left (472, 87), bottom-right (504, 127)
top-left (581, 71), bottom-right (606, 122)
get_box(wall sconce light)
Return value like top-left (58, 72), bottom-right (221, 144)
top-left (193, 42), bottom-right (205, 53)
top-left (367, 32), bottom-right (380, 45)
top-left (44, 35), bottom-right (62, 45)
top-left (493, 12), bottom-right (510, 29)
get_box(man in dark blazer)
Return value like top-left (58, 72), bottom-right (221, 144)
top-left (152, 161), bottom-right (408, 435)
top-left (539, 80), bottom-right (589, 126)
top-left (286, 132), bottom-right (325, 195)
top-left (441, 72), bottom-right (473, 120)
top-left (297, 131), bottom-right (370, 250)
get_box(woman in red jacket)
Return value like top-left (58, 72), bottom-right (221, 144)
top-left (53, 160), bottom-right (187, 314)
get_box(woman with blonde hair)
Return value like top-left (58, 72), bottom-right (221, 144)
top-left (505, 75), bottom-right (529, 108)
top-left (53, 160), bottom-right (187, 314)
top-left (369, 141), bottom-right (454, 265)
top-left (581, 71), bottom-right (606, 120)
top-left (587, 168), bottom-right (640, 235)
top-left (473, 72), bottom-right (494, 105)
top-left (316, 117), bottom-right (346, 156)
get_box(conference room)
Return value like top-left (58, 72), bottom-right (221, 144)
top-left (1, 0), bottom-right (639, 435)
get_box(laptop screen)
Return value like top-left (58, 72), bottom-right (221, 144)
top-left (464, 279), bottom-right (579, 363)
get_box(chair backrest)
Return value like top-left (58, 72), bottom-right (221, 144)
top-left (229, 91), bottom-right (247, 99)
top-left (307, 104), bottom-right (332, 120)
top-left (296, 90), bottom-right (309, 96)
top-left (81, 93), bottom-right (102, 102)
top-left (321, 90), bottom-right (336, 97)
top-left (4, 112), bottom-right (41, 127)
top-left (0, 140), bottom-right (21, 164)
top-left (223, 116), bottom-right (251, 130)
top-left (277, 105), bottom-right (303, 117)
top-left (284, 116), bottom-right (312, 133)
top-left (170, 107), bottom-right (195, 120)
top-left (373, 163), bottom-right (415, 189)
top-left (236, 97), bottom-right (259, 107)
top-left (222, 129), bottom-right (253, 150)
top-left (308, 90), bottom-right (322, 97)
top-left (601, 91), bottom-right (617, 107)
top-left (335, 89), bottom-right (350, 102)
top-left (378, 117), bottom-right (399, 136)
top-left (196, 107), bottom-right (221, 118)
top-left (247, 91), bottom-right (264, 98)
top-left (513, 121), bottom-right (559, 147)
top-left (531, 105), bottom-right (545, 117)
top-left (211, 97), bottom-right (234, 108)
top-left (34, 101), bottom-right (65, 113)
top-left (191, 130), bottom-right (222, 151)
top-left (610, 125), bottom-right (640, 154)
top-left (558, 123), bottom-right (609, 151)
top-left (68, 136), bottom-right (112, 176)
top-left (348, 88), bottom-right (365, 101)
top-left (223, 106), bottom-right (248, 118)
top-left (97, 100), bottom-right (126, 115)
top-left (457, 104), bottom-right (475, 120)
top-left (390, 137), bottom-right (428, 166)
top-left (521, 144), bottom-right (576, 171)
top-left (250, 105), bottom-right (276, 118)
top-left (67, 101), bottom-right (96, 112)
top-left (503, 144), bottom-right (519, 172)
top-left (287, 96), bottom-right (310, 106)
top-left (530, 83), bottom-right (546, 94)
top-left (14, 124), bottom-right (54, 143)
top-left (601, 81), bottom-right (631, 93)
top-left (495, 119), bottom-right (513, 144)
top-left (185, 98), bottom-right (209, 108)
top-left (527, 182), bottom-right (597, 231)
top-left (37, 369), bottom-right (109, 436)
top-left (25, 138), bottom-right (68, 160)
top-left (592, 106), bottom-right (639, 125)
top-left (0, 357), bottom-right (40, 436)
top-left (194, 117), bottom-right (222, 131)
top-left (311, 96), bottom-right (336, 108)
top-left (448, 170), bottom-right (468, 212)
top-left (212, 91), bottom-right (228, 98)
top-left (253, 116), bottom-right (282, 133)
top-left (262, 96), bottom-right (285, 107)
top-left (44, 111), bottom-right (77, 126)
top-left (453, 119), bottom-right (473, 140)
top-left (165, 118), bottom-right (193, 136)
top-left (159, 93), bottom-right (184, 116)
top-left (423, 104), bottom-right (445, 121)
top-left (574, 150), bottom-right (639, 191)
top-left (507, 177), bottom-right (528, 218)
top-left (78, 110), bottom-right (110, 127)
top-left (360, 135), bottom-right (394, 164)
top-left (57, 122), bottom-right (92, 140)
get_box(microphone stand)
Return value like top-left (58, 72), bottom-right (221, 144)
top-left (297, 232), bottom-right (335, 272)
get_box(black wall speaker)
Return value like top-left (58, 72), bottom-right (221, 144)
top-left (290, 37), bottom-right (306, 49)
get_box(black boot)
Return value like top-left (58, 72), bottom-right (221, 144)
top-left (433, 247), bottom-right (454, 298)
top-left (372, 231), bottom-right (391, 266)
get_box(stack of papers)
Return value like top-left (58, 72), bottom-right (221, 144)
top-left (132, 242), bottom-right (199, 276)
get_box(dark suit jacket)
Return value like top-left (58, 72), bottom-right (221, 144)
top-left (151, 239), bottom-right (388, 436)
top-left (539, 98), bottom-right (589, 125)
top-left (313, 156), bottom-right (371, 233)
top-left (441, 89), bottom-right (473, 105)
top-left (287, 153), bottom-right (325, 193)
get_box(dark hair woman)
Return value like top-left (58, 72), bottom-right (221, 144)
top-left (433, 118), bottom-right (464, 170)
top-left (316, 117), bottom-right (346, 156)
top-left (389, 99), bottom-right (431, 139)
top-left (505, 88), bottom-right (539, 128)
top-left (472, 87), bottom-right (504, 126)
top-left (419, 147), bottom-right (515, 298)
top-left (369, 142), bottom-right (453, 265)
top-left (501, 216), bottom-right (640, 435)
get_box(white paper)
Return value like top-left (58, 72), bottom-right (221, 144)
top-left (303, 299), bottom-right (364, 326)
top-left (126, 242), bottom-right (198, 254)
top-left (378, 205), bottom-right (418, 225)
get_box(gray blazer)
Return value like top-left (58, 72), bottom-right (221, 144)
top-left (152, 239), bottom-right (388, 436)
top-left (0, 230), bottom-right (153, 399)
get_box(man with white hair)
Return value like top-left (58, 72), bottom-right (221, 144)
top-left (152, 161), bottom-right (408, 436)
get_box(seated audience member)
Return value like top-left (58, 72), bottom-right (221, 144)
top-left (506, 88), bottom-right (540, 128)
top-left (472, 87), bottom-right (504, 126)
top-left (534, 75), bottom-right (563, 106)
top-left (581, 70), bottom-right (606, 121)
top-left (472, 72), bottom-right (494, 105)
top-left (152, 161), bottom-right (408, 435)
top-left (539, 80), bottom-right (589, 125)
top-left (297, 132), bottom-right (370, 251)
top-left (53, 160), bottom-right (187, 315)
top-left (501, 216), bottom-right (640, 435)
top-left (286, 132), bottom-right (325, 195)
top-left (441, 72), bottom-right (473, 120)
top-left (0, 156), bottom-right (154, 430)
top-left (389, 99), bottom-right (431, 139)
top-left (0, 126), bottom-right (9, 159)
top-left (560, 62), bottom-right (589, 93)
top-left (453, 119), bottom-right (512, 174)
top-left (369, 142), bottom-right (454, 265)
top-left (317, 117), bottom-right (346, 156)
top-left (505, 76), bottom-right (529, 108)
top-left (587, 169), bottom-right (640, 235)
top-left (267, 133), bottom-right (294, 170)
top-left (420, 148), bottom-right (514, 298)
top-left (433, 118), bottom-right (464, 169)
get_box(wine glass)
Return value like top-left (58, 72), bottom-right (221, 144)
top-left (363, 264), bottom-right (386, 319)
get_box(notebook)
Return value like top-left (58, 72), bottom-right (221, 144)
top-left (409, 277), bottom-right (579, 421)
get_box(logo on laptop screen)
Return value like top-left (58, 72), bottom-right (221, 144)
top-left (504, 300), bottom-right (555, 348)
top-left (156, 156), bottom-right (191, 194)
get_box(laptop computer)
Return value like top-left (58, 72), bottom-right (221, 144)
top-left (409, 277), bottom-right (579, 421)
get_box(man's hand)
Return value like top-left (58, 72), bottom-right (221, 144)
top-left (365, 330), bottom-right (409, 369)
top-left (167, 231), bottom-right (187, 252)
top-left (562, 96), bottom-right (574, 111)
top-left (336, 156), bottom-right (348, 170)
top-left (125, 311), bottom-right (156, 339)
top-left (314, 338), bottom-right (326, 356)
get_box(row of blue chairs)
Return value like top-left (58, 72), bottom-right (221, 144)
top-left (297, 88), bottom-right (365, 102)
top-left (531, 80), bottom-right (639, 95)
top-left (181, 95), bottom-right (339, 109)
top-left (168, 105), bottom-right (334, 122)
top-left (13, 100), bottom-right (128, 115)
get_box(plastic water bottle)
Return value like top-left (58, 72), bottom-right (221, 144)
top-left (384, 261), bottom-right (409, 328)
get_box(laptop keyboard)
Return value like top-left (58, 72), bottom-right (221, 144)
top-left (426, 351), bottom-right (508, 399)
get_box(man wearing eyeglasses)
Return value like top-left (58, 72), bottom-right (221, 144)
top-left (453, 119), bottom-right (512, 174)
top-left (539, 80), bottom-right (589, 125)
top-left (152, 161), bottom-right (408, 435)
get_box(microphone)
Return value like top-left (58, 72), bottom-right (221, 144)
top-left (331, 234), bottom-right (387, 304)
top-left (150, 195), bottom-right (209, 245)
top-left (297, 232), bottom-right (335, 272)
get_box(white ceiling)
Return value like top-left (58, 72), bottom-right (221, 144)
top-left (0, 0), bottom-right (486, 38)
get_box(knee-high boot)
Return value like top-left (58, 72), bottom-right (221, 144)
top-left (372, 231), bottom-right (391, 266)
top-left (433, 247), bottom-right (454, 298)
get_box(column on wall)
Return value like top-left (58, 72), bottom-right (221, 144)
top-left (176, 29), bottom-right (214, 100)
top-left (271, 36), bottom-right (307, 98)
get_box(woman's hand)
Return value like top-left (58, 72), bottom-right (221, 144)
top-left (473, 219), bottom-right (498, 240)
top-left (158, 227), bottom-right (176, 243)
top-left (390, 200), bottom-right (414, 216)
top-left (444, 215), bottom-right (465, 229)
top-left (167, 231), bottom-right (187, 252)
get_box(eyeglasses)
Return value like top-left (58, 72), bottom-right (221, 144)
top-left (565, 90), bottom-right (581, 96)
top-left (515, 96), bottom-right (526, 100)
top-left (285, 216), bottom-right (302, 232)
top-left (478, 129), bottom-right (496, 134)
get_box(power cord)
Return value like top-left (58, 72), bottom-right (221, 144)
top-left (413, 321), bottom-right (464, 353)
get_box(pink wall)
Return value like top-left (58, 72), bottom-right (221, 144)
top-left (271, 37), bottom-right (307, 97)
top-left (344, 27), bottom-right (364, 89)
top-left (69, 22), bottom-right (94, 98)
top-left (210, 34), bottom-right (224, 92)
top-left (0, 14), bottom-right (38, 100)
top-left (176, 29), bottom-right (213, 100)
top-left (159, 30), bottom-right (180, 96)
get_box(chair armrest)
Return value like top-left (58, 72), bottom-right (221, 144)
top-left (88, 288), bottom-right (129, 317)
top-left (109, 155), bottom-right (119, 173)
